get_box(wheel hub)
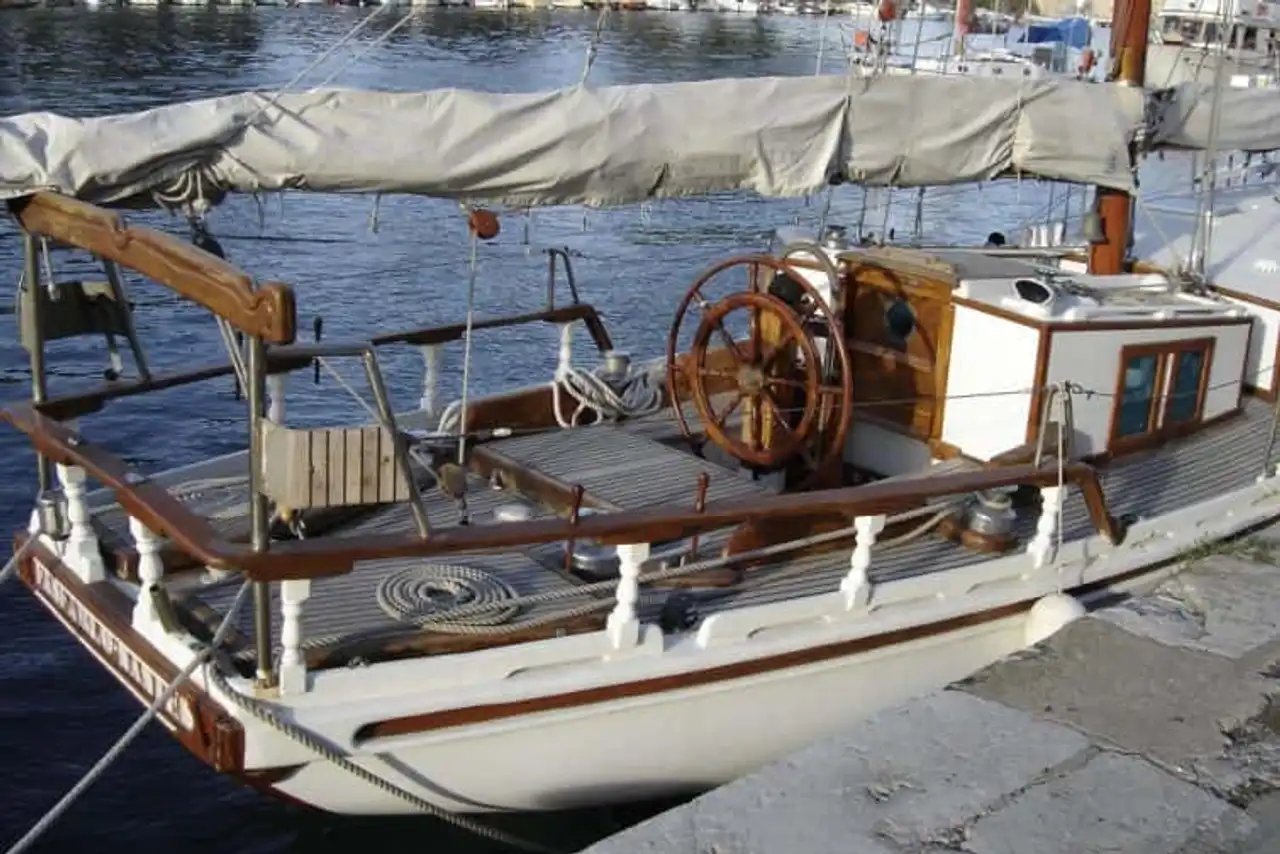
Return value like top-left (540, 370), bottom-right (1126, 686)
top-left (737, 364), bottom-right (766, 394)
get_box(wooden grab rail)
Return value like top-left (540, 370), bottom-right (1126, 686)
top-left (5, 404), bottom-right (231, 569)
top-left (34, 350), bottom-right (321, 421)
top-left (4, 402), bottom-right (1123, 582)
top-left (9, 193), bottom-right (297, 345)
top-left (371, 304), bottom-right (614, 354)
top-left (32, 303), bottom-right (613, 422)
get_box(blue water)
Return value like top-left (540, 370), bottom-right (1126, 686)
top-left (0, 8), bottom-right (1065, 851)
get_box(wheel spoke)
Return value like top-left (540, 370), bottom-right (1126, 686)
top-left (711, 318), bottom-right (747, 366)
top-left (748, 392), bottom-right (764, 451)
top-left (768, 377), bottom-right (809, 391)
top-left (767, 400), bottom-right (793, 436)
top-left (759, 332), bottom-right (796, 373)
top-left (818, 384), bottom-right (846, 397)
top-left (713, 390), bottom-right (747, 429)
top-left (750, 303), bottom-right (763, 363)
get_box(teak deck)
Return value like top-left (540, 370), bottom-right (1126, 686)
top-left (77, 395), bottom-right (1279, 671)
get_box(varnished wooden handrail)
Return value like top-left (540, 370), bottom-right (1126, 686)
top-left (4, 401), bottom-right (1122, 582)
top-left (5, 404), bottom-right (235, 570)
top-left (370, 304), bottom-right (614, 354)
top-left (240, 461), bottom-right (1121, 580)
top-left (9, 193), bottom-right (297, 345)
top-left (31, 304), bottom-right (611, 422)
top-left (34, 350), bottom-right (320, 421)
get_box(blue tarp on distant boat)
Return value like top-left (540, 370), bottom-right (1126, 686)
top-left (1020, 17), bottom-right (1093, 50)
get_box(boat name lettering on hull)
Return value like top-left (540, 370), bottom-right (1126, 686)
top-left (32, 558), bottom-right (197, 732)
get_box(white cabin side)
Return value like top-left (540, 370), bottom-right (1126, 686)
top-left (1216, 294), bottom-right (1279, 398)
top-left (1041, 322), bottom-right (1250, 456)
top-left (801, 245), bottom-right (1259, 468)
top-left (939, 304), bottom-right (1041, 461)
top-left (768, 238), bottom-right (1260, 476)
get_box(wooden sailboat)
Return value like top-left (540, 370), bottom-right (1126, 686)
top-left (1, 18), bottom-right (1278, 823)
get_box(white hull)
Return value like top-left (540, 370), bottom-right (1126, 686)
top-left (264, 615), bottom-right (1025, 812)
top-left (41, 461), bottom-right (1275, 814)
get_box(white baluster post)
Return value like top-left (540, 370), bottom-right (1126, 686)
top-left (607, 542), bottom-right (649, 649)
top-left (556, 323), bottom-right (574, 380)
top-left (266, 374), bottom-right (286, 423)
top-left (278, 579), bottom-right (312, 695)
top-left (420, 344), bottom-right (442, 416)
top-left (56, 463), bottom-right (106, 583)
top-left (128, 516), bottom-right (165, 630)
top-left (1028, 485), bottom-right (1064, 569)
top-left (841, 514), bottom-right (884, 610)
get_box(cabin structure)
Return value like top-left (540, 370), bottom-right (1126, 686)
top-left (780, 231), bottom-right (1253, 474)
top-left (1134, 183), bottom-right (1280, 405)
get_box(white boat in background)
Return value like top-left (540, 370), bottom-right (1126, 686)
top-left (904, 1), bottom-right (949, 20)
top-left (714, 0), bottom-right (765, 13)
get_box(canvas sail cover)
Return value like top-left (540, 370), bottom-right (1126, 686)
top-left (1150, 81), bottom-right (1280, 153)
top-left (0, 74), bottom-right (1146, 209)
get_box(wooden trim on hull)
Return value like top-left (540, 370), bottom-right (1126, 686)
top-left (352, 601), bottom-right (1030, 745)
top-left (347, 555), bottom-right (1186, 747)
top-left (14, 537), bottom-right (245, 774)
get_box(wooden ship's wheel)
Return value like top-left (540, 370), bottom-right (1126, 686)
top-left (665, 254), bottom-right (853, 482)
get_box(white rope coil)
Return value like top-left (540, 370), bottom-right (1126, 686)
top-left (375, 563), bottom-right (521, 632)
top-left (551, 363), bottom-right (665, 428)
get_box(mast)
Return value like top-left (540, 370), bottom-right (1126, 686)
top-left (954, 0), bottom-right (972, 56)
top-left (1087, 0), bottom-right (1151, 275)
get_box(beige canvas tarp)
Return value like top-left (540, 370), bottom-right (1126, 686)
top-left (0, 74), bottom-right (1147, 210)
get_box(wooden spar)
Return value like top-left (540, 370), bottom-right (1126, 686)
top-left (7, 193), bottom-right (298, 345)
top-left (1087, 0), bottom-right (1151, 276)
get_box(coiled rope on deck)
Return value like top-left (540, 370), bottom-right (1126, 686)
top-left (375, 563), bottom-right (521, 631)
top-left (550, 362), bottom-right (665, 428)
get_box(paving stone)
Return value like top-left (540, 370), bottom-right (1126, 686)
top-left (1095, 554), bottom-right (1280, 661)
top-left (579, 692), bottom-right (1088, 854)
top-left (957, 615), bottom-right (1280, 805)
top-left (966, 752), bottom-right (1255, 854)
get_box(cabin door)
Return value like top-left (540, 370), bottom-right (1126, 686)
top-left (842, 262), bottom-right (952, 441)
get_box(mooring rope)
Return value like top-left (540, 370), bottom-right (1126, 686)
top-left (0, 534), bottom-right (39, 587)
top-left (3, 581), bottom-right (253, 854)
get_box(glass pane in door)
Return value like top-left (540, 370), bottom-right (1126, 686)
top-left (1117, 353), bottom-right (1158, 438)
top-left (1166, 349), bottom-right (1206, 424)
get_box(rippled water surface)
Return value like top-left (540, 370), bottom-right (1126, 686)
top-left (0, 8), bottom-right (1080, 852)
